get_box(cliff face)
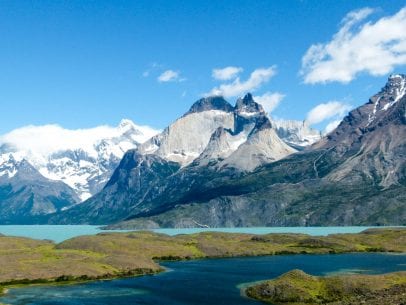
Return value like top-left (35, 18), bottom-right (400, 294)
top-left (51, 94), bottom-right (295, 224)
top-left (108, 75), bottom-right (406, 228)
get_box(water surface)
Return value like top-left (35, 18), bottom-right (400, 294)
top-left (1, 253), bottom-right (405, 305)
top-left (0, 225), bottom-right (394, 243)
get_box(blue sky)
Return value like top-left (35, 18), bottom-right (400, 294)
top-left (1, 0), bottom-right (405, 134)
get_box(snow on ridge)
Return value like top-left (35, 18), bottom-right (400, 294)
top-left (0, 119), bottom-right (159, 158)
top-left (0, 119), bottom-right (160, 201)
top-left (272, 118), bottom-right (321, 147)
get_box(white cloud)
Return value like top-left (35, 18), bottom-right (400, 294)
top-left (324, 119), bottom-right (342, 134)
top-left (157, 70), bottom-right (184, 82)
top-left (254, 92), bottom-right (285, 113)
top-left (0, 120), bottom-right (160, 157)
top-left (301, 7), bottom-right (406, 84)
top-left (306, 101), bottom-right (352, 125)
top-left (212, 66), bottom-right (243, 80)
top-left (205, 66), bottom-right (277, 98)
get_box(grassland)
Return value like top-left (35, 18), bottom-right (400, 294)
top-left (0, 228), bottom-right (405, 296)
top-left (245, 270), bottom-right (406, 305)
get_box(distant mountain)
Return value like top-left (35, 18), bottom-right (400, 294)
top-left (272, 119), bottom-right (321, 149)
top-left (51, 94), bottom-right (297, 224)
top-left (0, 154), bottom-right (80, 223)
top-left (4, 75), bottom-right (405, 226)
top-left (106, 74), bottom-right (406, 228)
top-left (0, 120), bottom-right (159, 223)
top-left (0, 119), bottom-right (159, 201)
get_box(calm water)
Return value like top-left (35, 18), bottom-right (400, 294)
top-left (0, 225), bottom-right (394, 243)
top-left (1, 253), bottom-right (405, 305)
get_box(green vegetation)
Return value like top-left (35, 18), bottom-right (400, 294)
top-left (245, 270), bottom-right (406, 305)
top-left (0, 228), bottom-right (405, 296)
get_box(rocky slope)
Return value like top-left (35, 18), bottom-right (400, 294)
top-left (0, 155), bottom-right (80, 223)
top-left (108, 74), bottom-right (406, 228)
top-left (51, 94), bottom-right (296, 224)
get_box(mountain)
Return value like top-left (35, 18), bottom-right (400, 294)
top-left (0, 154), bottom-right (80, 223)
top-left (107, 74), bottom-right (406, 228)
top-left (51, 94), bottom-right (296, 224)
top-left (0, 119), bottom-right (159, 201)
top-left (272, 119), bottom-right (321, 149)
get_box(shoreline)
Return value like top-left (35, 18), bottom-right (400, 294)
top-left (2, 252), bottom-right (405, 299)
top-left (244, 270), bottom-right (406, 304)
top-left (0, 228), bottom-right (405, 298)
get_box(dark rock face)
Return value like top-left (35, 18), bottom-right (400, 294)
top-left (107, 76), bottom-right (406, 228)
top-left (49, 93), bottom-right (291, 224)
top-left (0, 158), bottom-right (80, 224)
top-left (51, 151), bottom-right (181, 224)
top-left (235, 93), bottom-right (264, 113)
top-left (184, 96), bottom-right (234, 115)
top-left (50, 75), bottom-right (406, 226)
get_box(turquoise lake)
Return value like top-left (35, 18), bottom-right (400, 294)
top-left (0, 225), bottom-right (395, 242)
top-left (1, 253), bottom-right (405, 305)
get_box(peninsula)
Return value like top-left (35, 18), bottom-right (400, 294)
top-left (0, 228), bottom-right (405, 295)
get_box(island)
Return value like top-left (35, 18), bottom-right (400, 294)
top-left (0, 228), bottom-right (405, 296)
top-left (245, 270), bottom-right (406, 305)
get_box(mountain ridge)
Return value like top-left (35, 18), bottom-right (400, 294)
top-left (105, 74), bottom-right (406, 228)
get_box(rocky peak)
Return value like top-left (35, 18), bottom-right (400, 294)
top-left (366, 74), bottom-right (406, 126)
top-left (386, 74), bottom-right (406, 100)
top-left (234, 93), bottom-right (267, 134)
top-left (185, 96), bottom-right (234, 115)
top-left (0, 154), bottom-right (43, 181)
top-left (235, 93), bottom-right (265, 115)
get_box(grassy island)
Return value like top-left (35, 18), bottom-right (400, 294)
top-left (0, 228), bottom-right (405, 295)
top-left (245, 270), bottom-right (406, 305)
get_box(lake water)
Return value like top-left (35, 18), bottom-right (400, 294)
top-left (1, 253), bottom-right (405, 305)
top-left (0, 225), bottom-right (394, 243)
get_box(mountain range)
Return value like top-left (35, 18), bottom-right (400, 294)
top-left (0, 120), bottom-right (159, 223)
top-left (0, 74), bottom-right (405, 226)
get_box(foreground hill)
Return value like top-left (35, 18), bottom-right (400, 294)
top-left (245, 269), bottom-right (406, 305)
top-left (0, 228), bottom-right (404, 294)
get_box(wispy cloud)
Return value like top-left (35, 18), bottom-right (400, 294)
top-left (324, 119), bottom-right (342, 134)
top-left (301, 7), bottom-right (406, 84)
top-left (306, 101), bottom-right (352, 126)
top-left (205, 66), bottom-right (277, 98)
top-left (212, 66), bottom-right (243, 81)
top-left (254, 92), bottom-right (285, 114)
top-left (157, 70), bottom-right (185, 83)
top-left (142, 62), bottom-right (162, 78)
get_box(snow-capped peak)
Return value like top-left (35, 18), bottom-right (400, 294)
top-left (367, 74), bottom-right (406, 125)
top-left (0, 120), bottom-right (160, 200)
top-left (118, 118), bottom-right (138, 131)
top-left (272, 119), bottom-right (321, 149)
top-left (387, 74), bottom-right (406, 105)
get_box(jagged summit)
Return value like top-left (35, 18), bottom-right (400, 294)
top-left (235, 93), bottom-right (265, 115)
top-left (186, 93), bottom-right (265, 117)
top-left (185, 96), bottom-right (234, 115)
top-left (365, 74), bottom-right (406, 126)
top-left (383, 74), bottom-right (406, 103)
